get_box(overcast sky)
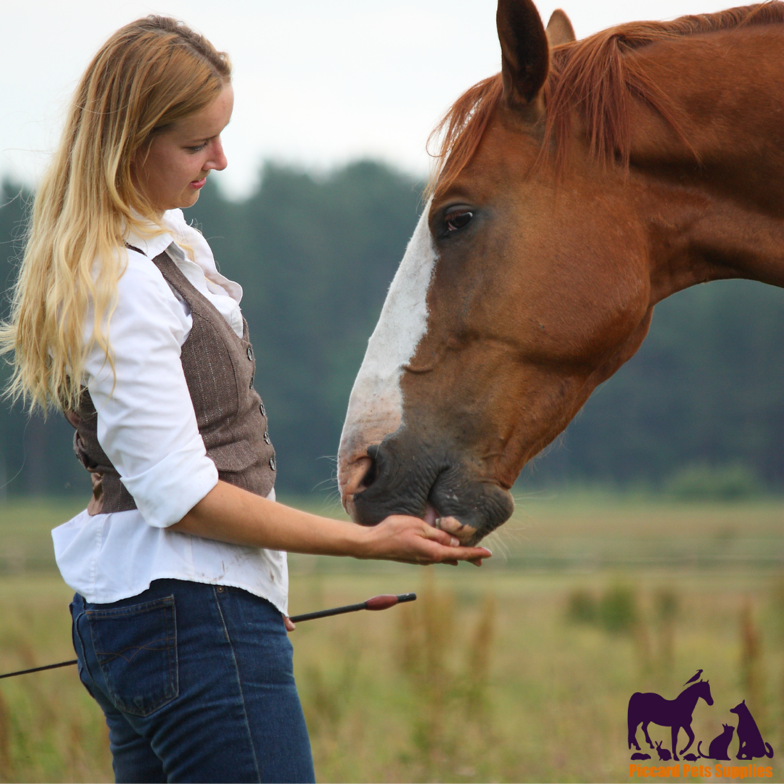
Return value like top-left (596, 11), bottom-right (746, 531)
top-left (3, 0), bottom-right (734, 199)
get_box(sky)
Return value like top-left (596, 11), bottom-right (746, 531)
top-left (2, 0), bottom-right (736, 199)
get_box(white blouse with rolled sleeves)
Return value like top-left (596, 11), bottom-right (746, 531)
top-left (52, 209), bottom-right (288, 610)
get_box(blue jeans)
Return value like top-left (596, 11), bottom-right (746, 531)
top-left (70, 579), bottom-right (315, 783)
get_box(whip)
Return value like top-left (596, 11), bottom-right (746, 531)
top-left (0, 592), bottom-right (416, 681)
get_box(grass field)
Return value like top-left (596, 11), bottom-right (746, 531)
top-left (0, 493), bottom-right (783, 782)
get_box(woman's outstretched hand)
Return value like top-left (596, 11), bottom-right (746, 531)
top-left (358, 515), bottom-right (491, 566)
top-left (175, 481), bottom-right (491, 566)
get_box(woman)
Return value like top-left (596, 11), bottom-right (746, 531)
top-left (0, 16), bottom-right (490, 783)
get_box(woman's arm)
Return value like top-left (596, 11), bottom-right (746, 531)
top-left (170, 480), bottom-right (491, 565)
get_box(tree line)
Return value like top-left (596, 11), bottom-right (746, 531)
top-left (1, 161), bottom-right (782, 503)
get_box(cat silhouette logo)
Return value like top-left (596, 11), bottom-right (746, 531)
top-left (698, 724), bottom-right (734, 761)
top-left (627, 672), bottom-right (775, 765)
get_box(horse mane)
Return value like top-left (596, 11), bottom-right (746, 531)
top-left (428, 2), bottom-right (784, 197)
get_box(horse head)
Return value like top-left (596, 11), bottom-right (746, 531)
top-left (697, 680), bottom-right (714, 707)
top-left (338, 0), bottom-right (784, 542)
top-left (683, 679), bottom-right (713, 708)
top-left (338, 0), bottom-right (654, 543)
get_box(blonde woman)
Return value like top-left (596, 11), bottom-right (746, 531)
top-left (0, 17), bottom-right (490, 783)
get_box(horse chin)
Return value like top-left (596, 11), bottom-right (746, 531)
top-left (427, 475), bottom-right (514, 544)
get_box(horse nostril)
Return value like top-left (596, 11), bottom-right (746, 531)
top-left (362, 449), bottom-right (379, 489)
top-left (361, 461), bottom-right (378, 488)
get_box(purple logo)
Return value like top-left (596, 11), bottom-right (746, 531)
top-left (627, 673), bottom-right (774, 778)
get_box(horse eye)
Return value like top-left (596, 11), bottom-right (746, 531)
top-left (445, 211), bottom-right (473, 232)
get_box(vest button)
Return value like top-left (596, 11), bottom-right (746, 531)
top-left (259, 402), bottom-right (266, 416)
top-left (269, 457), bottom-right (276, 471)
top-left (246, 346), bottom-right (253, 361)
top-left (249, 375), bottom-right (254, 388)
top-left (264, 432), bottom-right (270, 444)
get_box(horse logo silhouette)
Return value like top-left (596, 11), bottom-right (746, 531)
top-left (628, 680), bottom-right (713, 761)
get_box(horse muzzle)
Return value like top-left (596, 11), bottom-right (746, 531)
top-left (340, 432), bottom-right (514, 545)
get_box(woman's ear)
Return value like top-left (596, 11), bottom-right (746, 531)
top-left (497, 0), bottom-right (550, 116)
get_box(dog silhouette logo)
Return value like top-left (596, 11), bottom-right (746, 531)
top-left (731, 701), bottom-right (774, 760)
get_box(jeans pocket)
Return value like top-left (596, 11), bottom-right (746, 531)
top-left (87, 595), bottom-right (178, 717)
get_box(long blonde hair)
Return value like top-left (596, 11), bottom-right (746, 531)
top-left (0, 16), bottom-right (231, 413)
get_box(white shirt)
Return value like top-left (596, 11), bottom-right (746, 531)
top-left (52, 210), bottom-right (288, 611)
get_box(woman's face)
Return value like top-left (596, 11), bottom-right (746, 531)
top-left (134, 83), bottom-right (234, 215)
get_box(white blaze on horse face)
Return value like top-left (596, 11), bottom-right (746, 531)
top-left (338, 205), bottom-right (436, 489)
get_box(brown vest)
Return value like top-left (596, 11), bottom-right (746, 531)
top-left (67, 250), bottom-right (276, 515)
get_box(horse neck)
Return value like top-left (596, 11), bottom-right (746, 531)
top-left (627, 26), bottom-right (784, 302)
top-left (677, 682), bottom-right (704, 709)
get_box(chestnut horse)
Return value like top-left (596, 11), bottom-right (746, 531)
top-left (338, 0), bottom-right (784, 544)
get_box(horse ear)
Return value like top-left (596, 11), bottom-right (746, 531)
top-left (497, 0), bottom-right (550, 115)
top-left (546, 10), bottom-right (576, 47)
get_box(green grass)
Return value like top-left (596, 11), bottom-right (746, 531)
top-left (0, 494), bottom-right (783, 782)
top-left (0, 574), bottom-right (112, 782)
top-left (0, 499), bottom-right (84, 574)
